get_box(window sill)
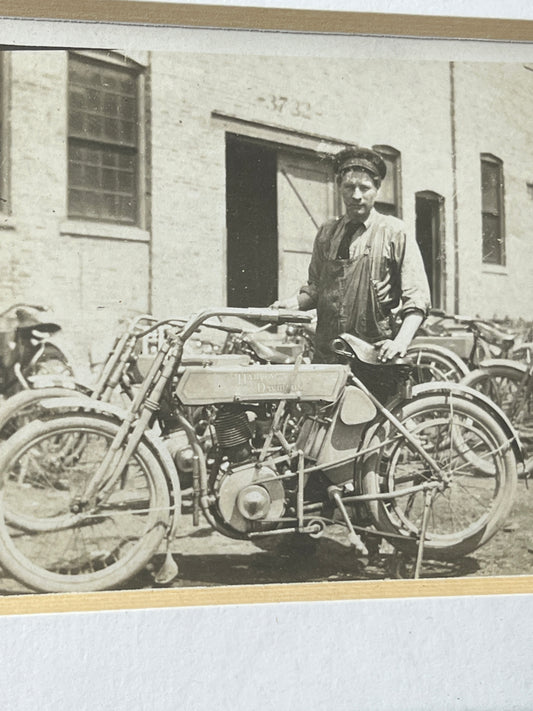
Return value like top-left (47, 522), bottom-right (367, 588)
top-left (0, 214), bottom-right (16, 230)
top-left (60, 220), bottom-right (150, 243)
top-left (482, 263), bottom-right (508, 276)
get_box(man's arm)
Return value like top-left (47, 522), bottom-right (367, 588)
top-left (377, 310), bottom-right (424, 361)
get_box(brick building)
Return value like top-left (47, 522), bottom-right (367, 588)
top-left (0, 49), bottom-right (532, 364)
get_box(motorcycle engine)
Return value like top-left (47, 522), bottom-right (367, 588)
top-left (211, 405), bottom-right (286, 534)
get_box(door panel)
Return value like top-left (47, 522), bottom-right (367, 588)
top-left (277, 152), bottom-right (337, 299)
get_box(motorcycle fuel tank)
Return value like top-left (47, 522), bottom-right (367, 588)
top-left (175, 363), bottom-right (349, 405)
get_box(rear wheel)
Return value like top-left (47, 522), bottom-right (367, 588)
top-left (407, 345), bottom-right (469, 384)
top-left (359, 394), bottom-right (517, 560)
top-left (0, 415), bottom-right (171, 593)
top-left (462, 364), bottom-right (532, 475)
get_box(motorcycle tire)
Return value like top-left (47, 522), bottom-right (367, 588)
top-left (0, 414), bottom-right (171, 593)
top-left (406, 344), bottom-right (470, 384)
top-left (461, 363), bottom-right (533, 476)
top-left (358, 394), bottom-right (517, 561)
top-left (0, 385), bottom-right (90, 440)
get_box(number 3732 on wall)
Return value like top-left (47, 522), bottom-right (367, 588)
top-left (256, 95), bottom-right (316, 120)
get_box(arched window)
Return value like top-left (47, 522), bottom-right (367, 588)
top-left (480, 153), bottom-right (505, 265)
top-left (68, 50), bottom-right (147, 225)
top-left (372, 144), bottom-right (402, 217)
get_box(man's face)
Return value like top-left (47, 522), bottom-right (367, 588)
top-left (340, 169), bottom-right (379, 222)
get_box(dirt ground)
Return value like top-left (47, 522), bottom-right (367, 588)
top-left (1, 479), bottom-right (532, 596)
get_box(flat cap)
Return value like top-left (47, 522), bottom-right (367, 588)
top-left (333, 146), bottom-right (387, 181)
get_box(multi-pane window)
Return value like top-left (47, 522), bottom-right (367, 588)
top-left (481, 154), bottom-right (505, 265)
top-left (373, 144), bottom-right (401, 217)
top-left (68, 52), bottom-right (142, 224)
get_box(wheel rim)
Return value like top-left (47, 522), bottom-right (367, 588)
top-left (1, 424), bottom-right (166, 585)
top-left (378, 406), bottom-right (507, 545)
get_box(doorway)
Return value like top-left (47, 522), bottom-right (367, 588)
top-left (415, 191), bottom-right (445, 309)
top-left (226, 133), bottom-right (338, 306)
top-left (226, 134), bottom-right (278, 307)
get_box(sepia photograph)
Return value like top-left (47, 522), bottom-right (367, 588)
top-left (0, 19), bottom-right (533, 604)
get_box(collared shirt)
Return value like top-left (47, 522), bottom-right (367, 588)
top-left (300, 208), bottom-right (431, 318)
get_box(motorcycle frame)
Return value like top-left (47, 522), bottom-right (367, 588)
top-left (72, 308), bottom-right (483, 558)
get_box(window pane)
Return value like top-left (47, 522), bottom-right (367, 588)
top-left (481, 161), bottom-right (501, 214)
top-left (481, 156), bottom-right (504, 265)
top-left (68, 55), bottom-right (137, 147)
top-left (68, 140), bottom-right (136, 223)
top-left (482, 213), bottom-right (503, 264)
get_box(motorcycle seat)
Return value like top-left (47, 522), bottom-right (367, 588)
top-left (331, 333), bottom-right (413, 368)
top-left (246, 334), bottom-right (293, 364)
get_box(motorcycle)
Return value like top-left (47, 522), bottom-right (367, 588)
top-left (0, 307), bottom-right (522, 593)
top-left (0, 303), bottom-right (73, 399)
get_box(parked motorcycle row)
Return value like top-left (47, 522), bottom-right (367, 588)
top-left (0, 303), bottom-right (529, 593)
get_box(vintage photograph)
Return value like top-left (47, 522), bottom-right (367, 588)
top-left (0, 42), bottom-right (532, 597)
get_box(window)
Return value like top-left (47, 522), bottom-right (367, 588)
top-left (481, 154), bottom-right (505, 265)
top-left (68, 51), bottom-right (144, 225)
top-left (372, 144), bottom-right (401, 217)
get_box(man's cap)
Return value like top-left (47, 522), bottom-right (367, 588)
top-left (333, 147), bottom-right (387, 181)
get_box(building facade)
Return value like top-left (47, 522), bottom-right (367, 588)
top-left (0, 49), bottom-right (532, 364)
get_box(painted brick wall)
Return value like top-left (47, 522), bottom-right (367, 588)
top-left (0, 51), bottom-right (150, 373)
top-left (453, 62), bottom-right (533, 319)
top-left (150, 53), bottom-right (456, 316)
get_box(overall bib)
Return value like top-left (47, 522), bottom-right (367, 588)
top-left (314, 244), bottom-right (391, 365)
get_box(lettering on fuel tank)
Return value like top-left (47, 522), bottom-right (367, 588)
top-left (236, 370), bottom-right (301, 394)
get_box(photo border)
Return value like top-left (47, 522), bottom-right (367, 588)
top-left (0, 0), bottom-right (532, 41)
top-left (0, 1), bottom-right (532, 615)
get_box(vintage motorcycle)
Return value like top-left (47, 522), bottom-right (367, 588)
top-left (0, 303), bottom-right (73, 399)
top-left (0, 307), bottom-right (521, 594)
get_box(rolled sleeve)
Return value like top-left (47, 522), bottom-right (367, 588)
top-left (396, 231), bottom-right (432, 317)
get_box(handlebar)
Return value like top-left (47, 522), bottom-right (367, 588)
top-left (180, 308), bottom-right (313, 341)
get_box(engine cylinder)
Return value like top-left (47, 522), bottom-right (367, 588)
top-left (214, 407), bottom-right (251, 461)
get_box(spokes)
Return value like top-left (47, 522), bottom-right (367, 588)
top-left (381, 408), bottom-right (504, 540)
top-left (2, 426), bottom-right (158, 578)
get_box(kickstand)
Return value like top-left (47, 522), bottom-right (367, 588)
top-left (153, 538), bottom-right (179, 586)
top-left (329, 487), bottom-right (368, 557)
top-left (413, 488), bottom-right (433, 579)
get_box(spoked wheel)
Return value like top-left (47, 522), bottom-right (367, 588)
top-left (461, 364), bottom-right (533, 475)
top-left (406, 345), bottom-right (470, 385)
top-left (0, 415), bottom-right (171, 593)
top-left (359, 394), bottom-right (517, 560)
top-left (0, 386), bottom-right (89, 441)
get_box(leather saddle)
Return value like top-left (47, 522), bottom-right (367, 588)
top-left (331, 333), bottom-right (413, 368)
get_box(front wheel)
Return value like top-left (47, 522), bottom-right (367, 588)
top-left (359, 394), bottom-right (517, 560)
top-left (0, 385), bottom-right (90, 441)
top-left (0, 415), bottom-right (171, 593)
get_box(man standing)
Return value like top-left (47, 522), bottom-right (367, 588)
top-left (276, 146), bottom-right (431, 368)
